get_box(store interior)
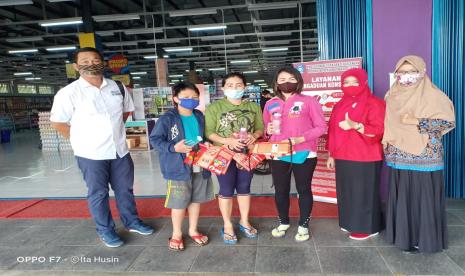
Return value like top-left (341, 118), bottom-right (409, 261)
top-left (0, 0), bottom-right (316, 199)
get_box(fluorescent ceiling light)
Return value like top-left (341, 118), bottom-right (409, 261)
top-left (262, 47), bottom-right (289, 52)
top-left (164, 47), bottom-right (193, 52)
top-left (169, 8), bottom-right (218, 17)
top-left (146, 38), bottom-right (182, 44)
top-left (25, 77), bottom-right (41, 80)
top-left (257, 31), bottom-right (291, 37)
top-left (39, 17), bottom-right (83, 27)
top-left (208, 68), bottom-right (225, 71)
top-left (130, 72), bottom-right (147, 75)
top-left (93, 13), bottom-right (140, 22)
top-left (6, 36), bottom-right (43, 43)
top-left (14, 72), bottom-right (33, 76)
top-left (169, 74), bottom-right (183, 78)
top-left (46, 45), bottom-right (77, 51)
top-left (174, 52), bottom-right (194, 57)
top-left (8, 49), bottom-right (38, 54)
top-left (185, 69), bottom-right (203, 72)
top-left (104, 41), bottom-right (138, 47)
top-left (132, 76), bottom-right (141, 79)
top-left (219, 49), bottom-right (246, 54)
top-left (124, 28), bottom-right (163, 35)
top-left (248, 1), bottom-right (298, 11)
top-left (210, 44), bottom-right (241, 49)
top-left (253, 18), bottom-right (295, 26)
top-left (143, 55), bottom-right (158, 59)
top-left (243, 70), bottom-right (258, 74)
top-left (201, 35), bottom-right (235, 41)
top-left (0, 0), bottom-right (32, 6)
top-left (254, 79), bottom-right (265, 82)
top-left (95, 30), bottom-right (115, 36)
top-left (188, 24), bottom-right (227, 32)
top-left (230, 60), bottom-right (251, 64)
top-left (163, 55), bottom-right (169, 58)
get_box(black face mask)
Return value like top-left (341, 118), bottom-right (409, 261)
top-left (278, 82), bottom-right (299, 94)
top-left (77, 63), bottom-right (104, 76)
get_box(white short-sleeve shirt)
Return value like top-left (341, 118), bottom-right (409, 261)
top-left (50, 77), bottom-right (135, 160)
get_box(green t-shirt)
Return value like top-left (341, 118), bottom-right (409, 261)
top-left (180, 114), bottom-right (200, 144)
top-left (205, 98), bottom-right (264, 146)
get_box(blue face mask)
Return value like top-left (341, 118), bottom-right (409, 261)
top-left (178, 98), bottom-right (200, 110)
top-left (224, 89), bottom-right (244, 99)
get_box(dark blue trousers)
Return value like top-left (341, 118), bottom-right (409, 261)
top-left (76, 153), bottom-right (139, 234)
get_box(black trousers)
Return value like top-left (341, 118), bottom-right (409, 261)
top-left (271, 158), bottom-right (317, 227)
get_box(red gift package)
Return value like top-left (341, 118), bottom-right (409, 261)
top-left (208, 146), bottom-right (235, 175)
top-left (186, 145), bottom-right (235, 175)
top-left (184, 143), bottom-right (209, 166)
top-left (233, 152), bottom-right (266, 171)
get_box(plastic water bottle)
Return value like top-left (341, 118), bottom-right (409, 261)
top-left (239, 127), bottom-right (248, 154)
top-left (272, 113), bottom-right (282, 135)
top-left (239, 127), bottom-right (248, 142)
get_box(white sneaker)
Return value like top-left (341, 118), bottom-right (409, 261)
top-left (295, 226), bottom-right (310, 242)
top-left (271, 224), bottom-right (290, 238)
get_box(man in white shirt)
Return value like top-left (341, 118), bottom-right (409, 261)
top-left (50, 47), bottom-right (153, 248)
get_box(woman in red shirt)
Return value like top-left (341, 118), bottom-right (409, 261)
top-left (327, 68), bottom-right (385, 240)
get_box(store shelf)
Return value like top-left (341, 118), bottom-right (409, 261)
top-left (125, 120), bottom-right (156, 151)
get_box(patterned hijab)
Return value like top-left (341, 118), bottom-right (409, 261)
top-left (382, 55), bottom-right (455, 155)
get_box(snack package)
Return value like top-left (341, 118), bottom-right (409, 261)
top-left (233, 152), bottom-right (266, 171)
top-left (196, 146), bottom-right (222, 170)
top-left (252, 142), bottom-right (291, 157)
top-left (208, 146), bottom-right (235, 175)
top-left (184, 143), bottom-right (208, 166)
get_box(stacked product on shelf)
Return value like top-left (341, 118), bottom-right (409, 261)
top-left (1, 97), bottom-right (53, 130)
top-left (210, 79), bottom-right (224, 102)
top-left (58, 135), bottom-right (72, 151)
top-left (244, 85), bottom-right (261, 104)
top-left (38, 112), bottom-right (59, 151)
top-left (140, 87), bottom-right (173, 117)
top-left (38, 112), bottom-right (71, 151)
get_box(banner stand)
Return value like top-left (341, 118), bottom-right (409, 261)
top-left (293, 57), bottom-right (363, 204)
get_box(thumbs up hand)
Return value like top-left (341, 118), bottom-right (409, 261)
top-left (339, 112), bottom-right (360, 131)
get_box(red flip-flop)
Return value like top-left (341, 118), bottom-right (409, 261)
top-left (168, 237), bottom-right (185, 251)
top-left (189, 234), bottom-right (209, 246)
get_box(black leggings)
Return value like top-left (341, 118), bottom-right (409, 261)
top-left (271, 158), bottom-right (317, 227)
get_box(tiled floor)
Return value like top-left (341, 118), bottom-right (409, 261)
top-left (1, 130), bottom-right (465, 275)
top-left (0, 213), bottom-right (464, 275)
